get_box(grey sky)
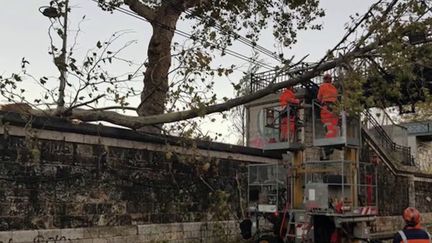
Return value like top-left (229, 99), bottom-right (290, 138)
top-left (0, 0), bottom-right (376, 143)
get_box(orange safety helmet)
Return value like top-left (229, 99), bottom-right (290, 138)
top-left (403, 207), bottom-right (421, 226)
top-left (323, 73), bottom-right (332, 82)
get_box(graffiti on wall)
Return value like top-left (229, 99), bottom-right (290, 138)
top-left (0, 234), bottom-right (71, 243)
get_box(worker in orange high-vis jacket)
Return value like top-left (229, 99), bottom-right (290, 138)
top-left (279, 87), bottom-right (300, 142)
top-left (393, 207), bottom-right (431, 243)
top-left (317, 74), bottom-right (339, 138)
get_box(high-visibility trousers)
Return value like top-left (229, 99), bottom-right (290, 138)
top-left (330, 229), bottom-right (342, 243)
top-left (280, 116), bottom-right (296, 141)
top-left (320, 105), bottom-right (339, 138)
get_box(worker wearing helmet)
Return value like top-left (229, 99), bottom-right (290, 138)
top-left (317, 74), bottom-right (339, 138)
top-left (279, 86), bottom-right (300, 142)
top-left (393, 207), bottom-right (431, 243)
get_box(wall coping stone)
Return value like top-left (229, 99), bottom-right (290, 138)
top-left (0, 111), bottom-right (281, 160)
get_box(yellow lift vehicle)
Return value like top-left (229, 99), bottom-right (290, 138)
top-left (241, 101), bottom-right (378, 243)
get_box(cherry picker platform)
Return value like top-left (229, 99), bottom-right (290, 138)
top-left (243, 93), bottom-right (379, 243)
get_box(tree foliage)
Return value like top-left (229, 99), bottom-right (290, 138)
top-left (340, 0), bottom-right (432, 114)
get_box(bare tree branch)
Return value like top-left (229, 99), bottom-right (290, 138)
top-left (85, 105), bottom-right (137, 111)
top-left (64, 94), bottom-right (106, 114)
top-left (180, 0), bottom-right (211, 10)
top-left (314, 0), bottom-right (384, 70)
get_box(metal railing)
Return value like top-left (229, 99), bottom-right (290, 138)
top-left (249, 62), bottom-right (341, 93)
top-left (369, 108), bottom-right (409, 146)
top-left (311, 99), bottom-right (361, 147)
top-left (362, 110), bottom-right (414, 166)
top-left (248, 164), bottom-right (287, 212)
top-left (248, 58), bottom-right (371, 93)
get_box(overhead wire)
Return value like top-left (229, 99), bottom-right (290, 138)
top-left (183, 9), bottom-right (282, 62)
top-left (91, 0), bottom-right (275, 70)
top-left (149, 0), bottom-right (282, 62)
top-left (114, 6), bottom-right (274, 69)
top-left (118, 6), bottom-right (275, 69)
top-left (311, 0), bottom-right (390, 74)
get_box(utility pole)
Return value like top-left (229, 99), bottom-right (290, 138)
top-left (40, 0), bottom-right (69, 113)
top-left (57, 0), bottom-right (69, 111)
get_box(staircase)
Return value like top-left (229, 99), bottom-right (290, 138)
top-left (359, 110), bottom-right (432, 181)
top-left (362, 110), bottom-right (414, 168)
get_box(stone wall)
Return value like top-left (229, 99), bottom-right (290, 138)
top-left (376, 164), bottom-right (410, 216)
top-left (2, 106), bottom-right (432, 239)
top-left (4, 210), bottom-right (432, 243)
top-left (0, 113), bottom-right (281, 232)
top-left (371, 213), bottom-right (432, 237)
top-left (375, 165), bottom-right (432, 216)
top-left (0, 221), bottom-right (239, 243)
top-left (416, 140), bottom-right (432, 172)
top-left (415, 181), bottom-right (432, 212)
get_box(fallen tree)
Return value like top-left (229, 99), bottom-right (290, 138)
top-left (29, 42), bottom-right (375, 129)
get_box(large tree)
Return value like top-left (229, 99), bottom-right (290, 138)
top-left (95, 0), bottom-right (324, 132)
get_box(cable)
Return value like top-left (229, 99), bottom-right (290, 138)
top-left (133, 0), bottom-right (281, 61)
top-left (114, 5), bottom-right (274, 69)
top-left (92, 0), bottom-right (274, 70)
top-left (115, 5), bottom-right (275, 69)
top-left (184, 9), bottom-right (282, 62)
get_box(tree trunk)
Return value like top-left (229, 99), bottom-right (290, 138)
top-left (137, 6), bottom-right (181, 133)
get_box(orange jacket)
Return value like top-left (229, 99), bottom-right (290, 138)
top-left (317, 83), bottom-right (338, 103)
top-left (279, 89), bottom-right (300, 107)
